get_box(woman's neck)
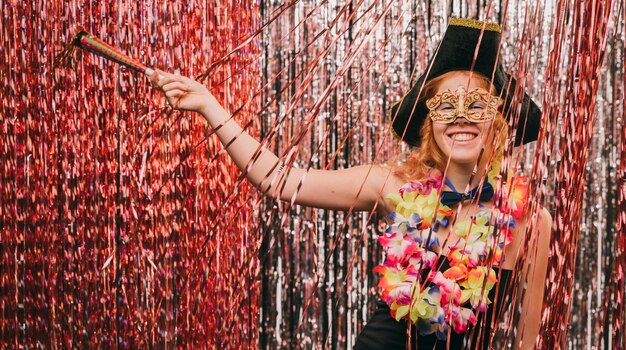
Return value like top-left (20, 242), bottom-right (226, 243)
top-left (443, 163), bottom-right (487, 192)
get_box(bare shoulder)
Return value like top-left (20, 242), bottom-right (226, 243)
top-left (520, 205), bottom-right (552, 252)
top-left (518, 205), bottom-right (552, 233)
top-left (538, 206), bottom-right (553, 227)
top-left (368, 164), bottom-right (406, 194)
top-left (537, 206), bottom-right (553, 244)
top-left (367, 163), bottom-right (405, 215)
top-left (503, 205), bottom-right (552, 270)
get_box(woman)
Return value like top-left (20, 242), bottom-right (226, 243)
top-left (149, 18), bottom-right (551, 350)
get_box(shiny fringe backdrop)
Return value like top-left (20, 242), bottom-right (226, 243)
top-left (1, 1), bottom-right (625, 350)
top-left (1, 1), bottom-right (262, 348)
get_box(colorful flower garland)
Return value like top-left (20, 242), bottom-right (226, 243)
top-left (374, 171), bottom-right (529, 339)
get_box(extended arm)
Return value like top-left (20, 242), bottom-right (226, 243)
top-left (150, 70), bottom-right (396, 212)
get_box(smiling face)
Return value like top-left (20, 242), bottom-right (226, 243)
top-left (429, 71), bottom-right (499, 167)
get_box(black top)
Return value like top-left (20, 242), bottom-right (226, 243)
top-left (354, 257), bottom-right (513, 350)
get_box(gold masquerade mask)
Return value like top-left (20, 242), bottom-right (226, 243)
top-left (426, 87), bottom-right (501, 124)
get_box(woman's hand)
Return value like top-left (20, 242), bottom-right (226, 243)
top-left (148, 69), bottom-right (214, 114)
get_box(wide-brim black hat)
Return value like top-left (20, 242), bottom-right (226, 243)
top-left (390, 18), bottom-right (541, 147)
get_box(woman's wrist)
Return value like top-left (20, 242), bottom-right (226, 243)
top-left (199, 93), bottom-right (222, 123)
top-left (199, 94), bottom-right (237, 132)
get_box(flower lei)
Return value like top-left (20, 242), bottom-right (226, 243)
top-left (374, 171), bottom-right (529, 339)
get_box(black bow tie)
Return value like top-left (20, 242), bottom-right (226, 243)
top-left (440, 179), bottom-right (494, 207)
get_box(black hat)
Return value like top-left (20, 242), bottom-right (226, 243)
top-left (390, 18), bottom-right (541, 147)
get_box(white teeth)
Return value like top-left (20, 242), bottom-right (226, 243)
top-left (450, 133), bottom-right (477, 141)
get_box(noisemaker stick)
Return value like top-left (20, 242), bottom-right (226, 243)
top-left (55, 30), bottom-right (154, 75)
